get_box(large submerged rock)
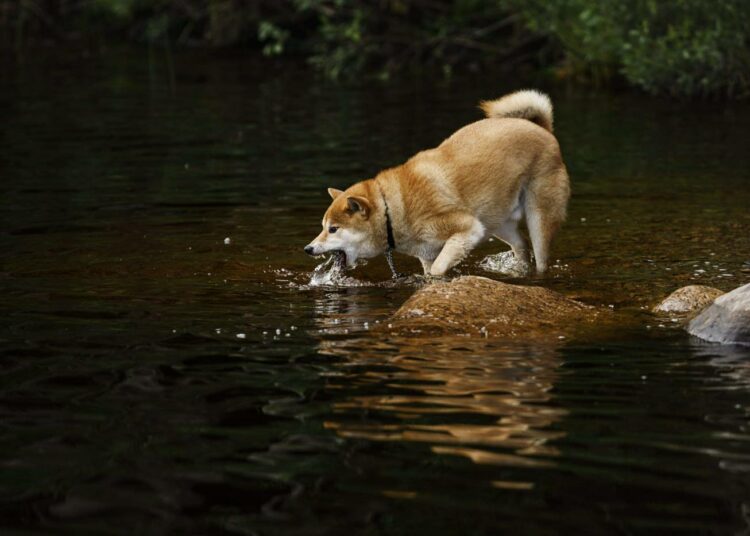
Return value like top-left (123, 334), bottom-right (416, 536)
top-left (387, 275), bottom-right (599, 340)
top-left (653, 285), bottom-right (724, 316)
top-left (688, 283), bottom-right (750, 346)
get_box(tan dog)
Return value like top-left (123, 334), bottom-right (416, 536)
top-left (304, 90), bottom-right (570, 277)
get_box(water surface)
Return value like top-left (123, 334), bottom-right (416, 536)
top-left (1, 49), bottom-right (750, 534)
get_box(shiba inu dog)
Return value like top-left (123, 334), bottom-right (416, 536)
top-left (304, 90), bottom-right (570, 277)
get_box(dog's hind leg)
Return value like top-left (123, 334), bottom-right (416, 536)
top-left (524, 167), bottom-right (570, 273)
top-left (494, 214), bottom-right (529, 265)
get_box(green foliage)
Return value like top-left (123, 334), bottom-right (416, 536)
top-left (258, 21), bottom-right (289, 56)
top-left (273, 0), bottom-right (523, 79)
top-left (517, 0), bottom-right (750, 97)
top-left (621, 1), bottom-right (750, 96)
top-left (299, 1), bottom-right (370, 79)
top-left (4, 0), bottom-right (750, 97)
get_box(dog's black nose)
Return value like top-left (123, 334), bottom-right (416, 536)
top-left (304, 245), bottom-right (314, 255)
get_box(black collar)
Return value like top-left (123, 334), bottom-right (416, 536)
top-left (383, 200), bottom-right (397, 252)
top-left (376, 182), bottom-right (403, 278)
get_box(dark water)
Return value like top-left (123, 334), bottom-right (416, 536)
top-left (1, 49), bottom-right (750, 534)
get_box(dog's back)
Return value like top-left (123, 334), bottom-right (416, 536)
top-left (396, 90), bottom-right (570, 272)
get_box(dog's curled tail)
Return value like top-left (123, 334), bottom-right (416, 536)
top-left (479, 89), bottom-right (553, 133)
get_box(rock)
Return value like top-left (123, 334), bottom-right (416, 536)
top-left (688, 283), bottom-right (750, 346)
top-left (653, 285), bottom-right (724, 316)
top-left (387, 275), bottom-right (599, 340)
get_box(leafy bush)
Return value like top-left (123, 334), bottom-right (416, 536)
top-left (4, 0), bottom-right (749, 97)
top-left (518, 0), bottom-right (750, 97)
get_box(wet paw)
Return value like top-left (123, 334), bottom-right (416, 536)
top-left (421, 273), bottom-right (450, 284)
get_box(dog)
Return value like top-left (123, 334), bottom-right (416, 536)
top-left (304, 90), bottom-right (570, 277)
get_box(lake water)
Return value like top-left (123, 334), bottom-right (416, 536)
top-left (1, 49), bottom-right (750, 534)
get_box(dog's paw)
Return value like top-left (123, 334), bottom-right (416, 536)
top-left (421, 273), bottom-right (450, 284)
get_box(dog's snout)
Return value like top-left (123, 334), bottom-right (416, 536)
top-left (304, 245), bottom-right (314, 256)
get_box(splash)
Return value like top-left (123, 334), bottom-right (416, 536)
top-left (479, 250), bottom-right (531, 277)
top-left (308, 252), bottom-right (357, 287)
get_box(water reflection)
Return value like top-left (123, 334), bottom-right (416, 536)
top-left (313, 291), bottom-right (567, 477)
top-left (3, 50), bottom-right (750, 534)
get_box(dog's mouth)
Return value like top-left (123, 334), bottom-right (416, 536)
top-left (313, 249), bottom-right (347, 269)
top-left (308, 250), bottom-right (352, 286)
top-left (330, 250), bottom-right (347, 269)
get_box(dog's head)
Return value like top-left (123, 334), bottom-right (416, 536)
top-left (304, 186), bottom-right (383, 267)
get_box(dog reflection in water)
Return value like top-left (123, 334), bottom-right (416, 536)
top-left (312, 296), bottom-right (567, 478)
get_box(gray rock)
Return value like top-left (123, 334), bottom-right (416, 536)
top-left (653, 285), bottom-right (724, 316)
top-left (688, 283), bottom-right (750, 346)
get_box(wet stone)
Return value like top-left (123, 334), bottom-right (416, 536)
top-left (688, 283), bottom-right (750, 346)
top-left (386, 275), bottom-right (600, 341)
top-left (653, 285), bottom-right (724, 316)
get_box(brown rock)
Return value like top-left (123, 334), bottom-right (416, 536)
top-left (387, 276), bottom-right (599, 340)
top-left (653, 285), bottom-right (724, 316)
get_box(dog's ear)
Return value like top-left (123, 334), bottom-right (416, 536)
top-left (346, 196), bottom-right (371, 218)
top-left (328, 188), bottom-right (344, 200)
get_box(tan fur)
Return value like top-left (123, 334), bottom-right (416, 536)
top-left (480, 89), bottom-right (554, 132)
top-left (306, 90), bottom-right (570, 276)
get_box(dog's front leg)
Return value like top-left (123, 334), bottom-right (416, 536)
top-left (419, 258), bottom-right (433, 275)
top-left (430, 217), bottom-right (485, 276)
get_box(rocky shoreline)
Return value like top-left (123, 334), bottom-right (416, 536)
top-left (378, 276), bottom-right (749, 347)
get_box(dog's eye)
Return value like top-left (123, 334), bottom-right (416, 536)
top-left (328, 226), bottom-right (339, 234)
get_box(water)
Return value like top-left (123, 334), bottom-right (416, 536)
top-left (479, 250), bottom-right (531, 277)
top-left (1, 49), bottom-right (750, 534)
